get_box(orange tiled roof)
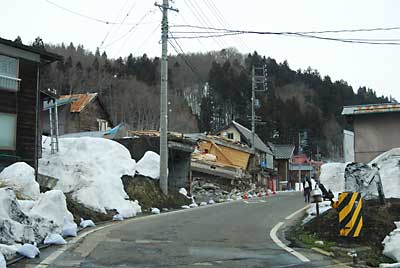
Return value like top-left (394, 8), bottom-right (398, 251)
top-left (59, 93), bottom-right (98, 113)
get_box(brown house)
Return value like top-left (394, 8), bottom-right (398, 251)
top-left (0, 37), bottom-right (61, 172)
top-left (268, 143), bottom-right (295, 190)
top-left (342, 103), bottom-right (400, 163)
top-left (42, 92), bottom-right (112, 136)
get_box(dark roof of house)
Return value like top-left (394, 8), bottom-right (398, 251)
top-left (269, 143), bottom-right (295, 160)
top-left (230, 121), bottom-right (272, 154)
top-left (0, 37), bottom-right (62, 62)
top-left (342, 103), bottom-right (400, 116)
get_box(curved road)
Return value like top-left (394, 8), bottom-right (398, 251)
top-left (14, 192), bottom-right (349, 268)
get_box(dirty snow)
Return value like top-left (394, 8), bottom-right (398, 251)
top-left (0, 244), bottom-right (20, 260)
top-left (112, 214), bottom-right (124, 221)
top-left (181, 205), bottom-right (190, 209)
top-left (0, 188), bottom-right (59, 245)
top-left (151, 208), bottom-right (160, 214)
top-left (80, 218), bottom-right (95, 229)
top-left (0, 162), bottom-right (40, 200)
top-left (370, 148), bottom-right (400, 198)
top-left (135, 151), bottom-right (160, 179)
top-left (39, 137), bottom-right (141, 218)
top-left (62, 221), bottom-right (77, 237)
top-left (382, 221), bottom-right (400, 262)
top-left (44, 234), bottom-right (66, 245)
top-left (302, 201), bottom-right (332, 224)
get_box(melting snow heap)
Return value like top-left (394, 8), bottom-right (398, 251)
top-left (0, 162), bottom-right (74, 260)
top-left (39, 137), bottom-right (142, 218)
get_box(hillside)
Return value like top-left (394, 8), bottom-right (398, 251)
top-left (36, 39), bottom-right (389, 160)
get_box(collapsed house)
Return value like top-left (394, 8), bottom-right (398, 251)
top-left (114, 131), bottom-right (195, 191)
top-left (188, 134), bottom-right (252, 185)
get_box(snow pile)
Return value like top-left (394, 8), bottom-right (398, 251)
top-left (179, 188), bottom-right (188, 197)
top-left (39, 137), bottom-right (141, 217)
top-left (151, 208), bottom-right (160, 214)
top-left (0, 188), bottom-right (59, 245)
top-left (0, 162), bottom-right (40, 200)
top-left (17, 243), bottom-right (39, 259)
top-left (80, 218), bottom-right (95, 229)
top-left (181, 205), bottom-right (190, 209)
top-left (319, 163), bottom-right (347, 195)
top-left (382, 221), bottom-right (400, 262)
top-left (135, 151), bottom-right (160, 179)
top-left (27, 190), bottom-right (74, 228)
top-left (44, 234), bottom-right (66, 245)
top-left (112, 214), bottom-right (124, 221)
top-left (62, 221), bottom-right (77, 237)
top-left (370, 148), bottom-right (400, 198)
top-left (0, 253), bottom-right (5, 268)
top-left (0, 244), bottom-right (20, 260)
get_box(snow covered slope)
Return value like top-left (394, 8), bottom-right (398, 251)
top-left (39, 137), bottom-right (141, 217)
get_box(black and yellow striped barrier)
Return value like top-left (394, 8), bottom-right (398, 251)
top-left (337, 192), bottom-right (363, 237)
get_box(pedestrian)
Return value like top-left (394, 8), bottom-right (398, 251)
top-left (303, 177), bottom-right (312, 203)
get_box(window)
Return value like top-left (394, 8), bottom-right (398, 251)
top-left (0, 113), bottom-right (17, 150)
top-left (0, 55), bottom-right (19, 91)
top-left (97, 119), bottom-right (108, 131)
top-left (227, 132), bottom-right (234, 139)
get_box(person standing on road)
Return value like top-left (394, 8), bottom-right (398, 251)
top-left (303, 177), bottom-right (312, 203)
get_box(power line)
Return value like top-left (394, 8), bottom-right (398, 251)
top-left (103, 9), bottom-right (157, 49)
top-left (45, 0), bottom-right (149, 25)
top-left (168, 32), bottom-right (198, 75)
top-left (170, 24), bottom-right (400, 45)
top-left (99, 0), bottom-right (133, 48)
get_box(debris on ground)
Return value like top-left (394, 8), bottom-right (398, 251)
top-left (191, 179), bottom-right (245, 203)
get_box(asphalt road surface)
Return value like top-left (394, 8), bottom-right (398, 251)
top-left (14, 192), bottom-right (350, 268)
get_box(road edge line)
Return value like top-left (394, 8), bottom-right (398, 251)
top-left (270, 221), bottom-right (310, 263)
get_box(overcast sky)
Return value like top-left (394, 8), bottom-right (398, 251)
top-left (2, 0), bottom-right (400, 100)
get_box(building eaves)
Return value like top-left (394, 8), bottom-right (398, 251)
top-left (231, 121), bottom-right (272, 154)
top-left (272, 144), bottom-right (295, 160)
top-left (59, 93), bottom-right (98, 113)
top-left (342, 103), bottom-right (400, 116)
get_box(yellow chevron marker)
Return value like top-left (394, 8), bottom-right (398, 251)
top-left (337, 192), bottom-right (363, 237)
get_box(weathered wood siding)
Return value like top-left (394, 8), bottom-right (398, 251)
top-left (199, 140), bottom-right (250, 169)
top-left (0, 58), bottom-right (38, 170)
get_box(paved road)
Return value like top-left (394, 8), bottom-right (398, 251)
top-left (15, 192), bottom-right (350, 268)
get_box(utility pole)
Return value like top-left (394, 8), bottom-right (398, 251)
top-left (155, 0), bottom-right (178, 195)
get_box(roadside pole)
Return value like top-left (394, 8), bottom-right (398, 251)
top-left (155, 0), bottom-right (178, 195)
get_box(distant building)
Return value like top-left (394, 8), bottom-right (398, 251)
top-left (42, 92), bottom-right (112, 136)
top-left (342, 103), bottom-right (400, 163)
top-left (290, 154), bottom-right (314, 189)
top-left (269, 143), bottom-right (295, 190)
top-left (215, 121), bottom-right (274, 185)
top-left (0, 37), bottom-right (61, 172)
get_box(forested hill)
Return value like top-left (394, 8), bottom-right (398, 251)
top-left (37, 40), bottom-right (389, 160)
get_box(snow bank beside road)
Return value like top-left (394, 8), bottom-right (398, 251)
top-left (39, 137), bottom-right (141, 218)
top-left (370, 148), bottom-right (400, 198)
top-left (0, 162), bottom-right (40, 200)
top-left (319, 163), bottom-right (347, 194)
top-left (383, 221), bottom-right (400, 262)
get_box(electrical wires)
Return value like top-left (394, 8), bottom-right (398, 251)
top-left (170, 24), bottom-right (400, 46)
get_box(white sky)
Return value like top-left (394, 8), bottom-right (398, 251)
top-left (2, 0), bottom-right (400, 100)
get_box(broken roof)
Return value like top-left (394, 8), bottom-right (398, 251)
top-left (342, 103), bottom-right (400, 116)
top-left (229, 121), bottom-right (272, 154)
top-left (59, 93), bottom-right (98, 113)
top-left (269, 143), bottom-right (295, 160)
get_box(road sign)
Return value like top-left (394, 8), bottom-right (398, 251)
top-left (337, 192), bottom-right (363, 237)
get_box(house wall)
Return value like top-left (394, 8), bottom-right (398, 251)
top-left (219, 127), bottom-right (242, 143)
top-left (0, 58), bottom-right (38, 170)
top-left (41, 99), bottom-right (110, 135)
top-left (353, 113), bottom-right (400, 163)
top-left (198, 140), bottom-right (250, 169)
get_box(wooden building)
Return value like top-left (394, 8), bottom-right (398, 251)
top-left (42, 93), bottom-right (112, 136)
top-left (342, 103), bottom-right (400, 163)
top-left (0, 37), bottom-right (61, 172)
top-left (268, 143), bottom-right (295, 190)
top-left (216, 121), bottom-right (274, 184)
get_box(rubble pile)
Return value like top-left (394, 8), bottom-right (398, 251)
top-left (191, 180), bottom-right (244, 203)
